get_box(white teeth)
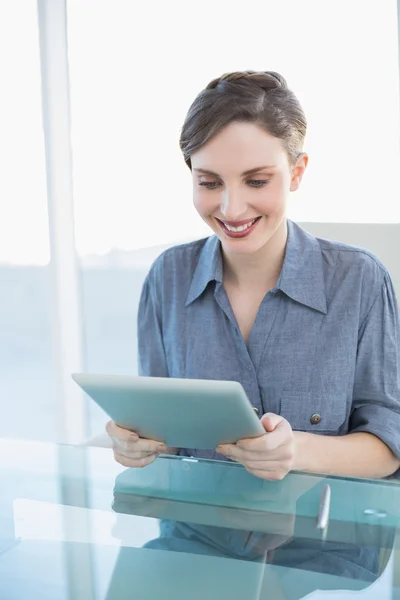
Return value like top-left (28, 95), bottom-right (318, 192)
top-left (224, 218), bottom-right (257, 232)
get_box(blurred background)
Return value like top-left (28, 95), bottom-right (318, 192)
top-left (1, 0), bottom-right (399, 444)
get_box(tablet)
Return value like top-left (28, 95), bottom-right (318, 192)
top-left (71, 373), bottom-right (265, 449)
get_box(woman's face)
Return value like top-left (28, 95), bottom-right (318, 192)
top-left (191, 121), bottom-right (307, 255)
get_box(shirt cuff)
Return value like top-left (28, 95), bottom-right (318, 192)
top-left (349, 404), bottom-right (400, 459)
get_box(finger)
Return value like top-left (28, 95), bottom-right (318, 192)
top-left (224, 444), bottom-right (292, 470)
top-left (245, 465), bottom-right (288, 481)
top-left (113, 449), bottom-right (159, 469)
top-left (216, 443), bottom-right (236, 456)
top-left (232, 449), bottom-right (294, 469)
top-left (234, 442), bottom-right (294, 464)
top-left (113, 436), bottom-right (167, 454)
top-left (106, 420), bottom-right (139, 443)
top-left (114, 448), bottom-right (157, 459)
top-left (236, 420), bottom-right (292, 452)
top-left (261, 413), bottom-right (285, 432)
top-left (242, 458), bottom-right (293, 474)
top-left (218, 434), bottom-right (287, 459)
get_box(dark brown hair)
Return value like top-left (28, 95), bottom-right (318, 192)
top-left (179, 70), bottom-right (307, 168)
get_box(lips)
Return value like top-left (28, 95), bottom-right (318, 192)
top-left (216, 216), bottom-right (262, 239)
top-left (220, 218), bottom-right (258, 227)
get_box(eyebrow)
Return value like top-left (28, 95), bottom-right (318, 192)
top-left (193, 165), bottom-right (276, 177)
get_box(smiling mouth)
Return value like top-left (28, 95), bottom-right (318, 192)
top-left (216, 217), bottom-right (262, 238)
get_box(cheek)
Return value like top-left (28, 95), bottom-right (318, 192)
top-left (192, 192), bottom-right (204, 214)
top-left (193, 190), bottom-right (217, 216)
top-left (252, 189), bottom-right (284, 214)
top-left (260, 179), bottom-right (289, 209)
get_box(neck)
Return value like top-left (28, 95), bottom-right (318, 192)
top-left (222, 219), bottom-right (288, 289)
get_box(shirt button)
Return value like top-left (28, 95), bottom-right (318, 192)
top-left (310, 413), bottom-right (321, 425)
top-left (253, 407), bottom-right (259, 415)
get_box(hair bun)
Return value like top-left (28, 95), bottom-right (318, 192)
top-left (206, 70), bottom-right (288, 92)
top-left (262, 71), bottom-right (288, 89)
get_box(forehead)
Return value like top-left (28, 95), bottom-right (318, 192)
top-left (191, 121), bottom-right (288, 174)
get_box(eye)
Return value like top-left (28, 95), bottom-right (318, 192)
top-left (247, 179), bottom-right (269, 188)
top-left (199, 181), bottom-right (221, 190)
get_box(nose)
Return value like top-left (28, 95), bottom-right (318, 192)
top-left (220, 188), bottom-right (247, 221)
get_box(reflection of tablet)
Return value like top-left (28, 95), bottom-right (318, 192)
top-left (104, 545), bottom-right (268, 600)
top-left (71, 373), bottom-right (264, 449)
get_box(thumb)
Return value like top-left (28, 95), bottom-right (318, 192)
top-left (261, 412), bottom-right (284, 432)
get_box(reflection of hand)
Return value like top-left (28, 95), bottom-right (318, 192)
top-left (217, 505), bottom-right (295, 555)
top-left (106, 420), bottom-right (177, 468)
top-left (217, 413), bottom-right (294, 480)
top-left (112, 493), bottom-right (167, 518)
top-left (111, 493), bottom-right (168, 543)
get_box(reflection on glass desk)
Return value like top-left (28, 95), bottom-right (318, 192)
top-left (1, 439), bottom-right (400, 599)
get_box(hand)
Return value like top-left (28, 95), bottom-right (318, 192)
top-left (106, 420), bottom-right (170, 468)
top-left (217, 504), bottom-right (295, 553)
top-left (217, 413), bottom-right (295, 480)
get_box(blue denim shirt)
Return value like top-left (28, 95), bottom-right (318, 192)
top-left (138, 220), bottom-right (400, 461)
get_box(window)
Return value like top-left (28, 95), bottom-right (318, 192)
top-left (66, 0), bottom-right (400, 436)
top-left (0, 2), bottom-right (55, 441)
top-left (1, 1), bottom-right (399, 441)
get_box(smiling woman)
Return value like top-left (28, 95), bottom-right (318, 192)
top-left (190, 121), bottom-right (307, 252)
top-left (107, 70), bottom-right (400, 482)
top-left (183, 73), bottom-right (308, 287)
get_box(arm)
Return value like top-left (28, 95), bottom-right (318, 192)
top-left (293, 274), bottom-right (400, 477)
top-left (109, 268), bottom-right (178, 465)
top-left (293, 431), bottom-right (400, 478)
top-left (137, 269), bottom-right (178, 455)
top-left (137, 269), bottom-right (169, 378)
top-left (295, 273), bottom-right (400, 478)
top-left (345, 273), bottom-right (400, 476)
top-left (219, 274), bottom-right (400, 480)
top-left (218, 415), bottom-right (400, 480)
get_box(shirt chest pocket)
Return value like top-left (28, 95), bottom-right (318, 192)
top-left (280, 391), bottom-right (348, 434)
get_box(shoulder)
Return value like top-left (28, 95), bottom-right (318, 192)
top-left (316, 235), bottom-right (389, 291)
top-left (146, 237), bottom-right (209, 285)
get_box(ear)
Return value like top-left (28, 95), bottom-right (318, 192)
top-left (290, 152), bottom-right (308, 192)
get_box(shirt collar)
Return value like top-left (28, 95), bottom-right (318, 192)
top-left (185, 236), bottom-right (222, 307)
top-left (185, 220), bottom-right (327, 314)
top-left (278, 220), bottom-right (327, 314)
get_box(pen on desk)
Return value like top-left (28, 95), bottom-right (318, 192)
top-left (316, 483), bottom-right (331, 540)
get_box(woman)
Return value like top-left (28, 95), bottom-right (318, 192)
top-left (106, 70), bottom-right (400, 480)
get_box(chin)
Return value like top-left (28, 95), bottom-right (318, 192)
top-left (220, 237), bottom-right (270, 255)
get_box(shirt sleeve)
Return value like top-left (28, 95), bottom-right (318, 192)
top-left (137, 269), bottom-right (169, 377)
top-left (350, 273), bottom-right (400, 458)
top-left (137, 265), bottom-right (190, 456)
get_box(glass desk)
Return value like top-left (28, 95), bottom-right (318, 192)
top-left (1, 439), bottom-right (400, 599)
